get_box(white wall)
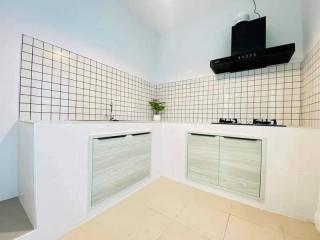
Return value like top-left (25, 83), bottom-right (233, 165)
top-left (302, 0), bottom-right (320, 54)
top-left (18, 123), bottom-right (36, 227)
top-left (0, 0), bottom-right (159, 201)
top-left (301, 1), bottom-right (320, 229)
top-left (157, 0), bottom-right (304, 83)
top-left (316, 189), bottom-right (320, 231)
top-left (0, 20), bottom-right (20, 202)
top-left (0, 0), bottom-right (313, 202)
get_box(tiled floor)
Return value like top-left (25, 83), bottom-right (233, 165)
top-left (60, 178), bottom-right (320, 240)
top-left (0, 198), bottom-right (33, 240)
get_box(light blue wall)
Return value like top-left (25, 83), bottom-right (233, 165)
top-left (0, 0), bottom-right (306, 201)
top-left (302, 0), bottom-right (320, 54)
top-left (1, 0), bottom-right (160, 81)
top-left (0, 0), bottom-right (160, 201)
top-left (157, 0), bottom-right (303, 83)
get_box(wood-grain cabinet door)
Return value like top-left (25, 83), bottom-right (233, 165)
top-left (219, 136), bottom-right (262, 198)
top-left (91, 133), bottom-right (151, 207)
top-left (187, 133), bottom-right (220, 187)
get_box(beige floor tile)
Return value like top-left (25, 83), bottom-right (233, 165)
top-left (158, 221), bottom-right (209, 240)
top-left (230, 201), bottom-right (285, 232)
top-left (132, 177), bottom-right (195, 218)
top-left (61, 201), bottom-right (170, 240)
top-left (99, 203), bottom-right (171, 240)
top-left (60, 216), bottom-right (123, 240)
top-left (230, 201), bottom-right (320, 240)
top-left (284, 235), bottom-right (305, 240)
top-left (191, 188), bottom-right (232, 213)
top-left (224, 216), bottom-right (284, 240)
top-left (60, 178), bottom-right (320, 240)
top-left (130, 208), bottom-right (171, 240)
top-left (176, 197), bottom-right (229, 240)
top-left (282, 218), bottom-right (320, 240)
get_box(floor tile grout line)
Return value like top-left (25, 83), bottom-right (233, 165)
top-left (60, 178), bottom-right (320, 240)
top-left (281, 225), bottom-right (286, 240)
top-left (278, 218), bottom-right (287, 240)
top-left (174, 189), bottom-right (197, 218)
top-left (222, 214), bottom-right (231, 240)
top-left (228, 212), bottom-right (284, 233)
top-left (155, 219), bottom-right (174, 240)
top-left (145, 204), bottom-right (175, 220)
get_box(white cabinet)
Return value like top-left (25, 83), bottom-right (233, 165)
top-left (187, 134), bottom-right (220, 187)
top-left (187, 133), bottom-right (263, 199)
top-left (220, 136), bottom-right (262, 198)
top-left (91, 132), bottom-right (151, 207)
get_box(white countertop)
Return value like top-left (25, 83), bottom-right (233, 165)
top-left (19, 120), bottom-right (318, 131)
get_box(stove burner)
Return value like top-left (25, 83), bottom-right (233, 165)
top-left (219, 118), bottom-right (238, 124)
top-left (253, 119), bottom-right (277, 125)
top-left (213, 118), bottom-right (285, 127)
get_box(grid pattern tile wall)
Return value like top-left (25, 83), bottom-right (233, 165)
top-left (19, 35), bottom-right (155, 121)
top-left (301, 40), bottom-right (320, 128)
top-left (18, 35), bottom-right (304, 127)
top-left (156, 63), bottom-right (301, 126)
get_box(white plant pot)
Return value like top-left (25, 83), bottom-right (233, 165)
top-left (153, 114), bottom-right (161, 121)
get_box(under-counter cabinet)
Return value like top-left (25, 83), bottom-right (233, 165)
top-left (187, 133), bottom-right (220, 186)
top-left (90, 132), bottom-right (152, 207)
top-left (187, 133), bottom-right (263, 199)
top-left (220, 136), bottom-right (262, 198)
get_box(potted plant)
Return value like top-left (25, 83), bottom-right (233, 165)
top-left (149, 99), bottom-right (165, 121)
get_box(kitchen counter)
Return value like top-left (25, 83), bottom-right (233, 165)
top-left (19, 120), bottom-right (157, 124)
top-left (19, 120), bottom-right (313, 130)
top-left (18, 121), bottom-right (320, 240)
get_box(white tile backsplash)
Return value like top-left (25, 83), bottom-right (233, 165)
top-left (18, 35), bottom-right (320, 128)
top-left (19, 35), bottom-right (155, 121)
top-left (301, 40), bottom-right (320, 128)
top-left (156, 64), bottom-right (301, 126)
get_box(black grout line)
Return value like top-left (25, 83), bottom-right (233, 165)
top-left (18, 35), bottom-right (24, 120)
top-left (19, 35), bottom-right (155, 122)
top-left (29, 37), bottom-right (35, 121)
top-left (19, 35), bottom-right (320, 127)
top-left (40, 41), bottom-right (44, 120)
top-left (50, 43), bottom-right (54, 120)
top-left (157, 65), bottom-right (303, 125)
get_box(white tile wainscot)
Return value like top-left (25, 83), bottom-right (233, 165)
top-left (18, 121), bottom-right (320, 240)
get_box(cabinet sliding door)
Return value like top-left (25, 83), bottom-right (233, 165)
top-left (219, 136), bottom-right (262, 198)
top-left (91, 133), bottom-right (151, 207)
top-left (187, 133), bottom-right (220, 187)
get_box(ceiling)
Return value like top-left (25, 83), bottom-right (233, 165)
top-left (121, 0), bottom-right (227, 33)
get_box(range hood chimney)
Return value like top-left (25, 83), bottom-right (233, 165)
top-left (210, 16), bottom-right (295, 74)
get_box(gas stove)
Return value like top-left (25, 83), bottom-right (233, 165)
top-left (212, 118), bottom-right (286, 127)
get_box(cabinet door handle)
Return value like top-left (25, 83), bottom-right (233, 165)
top-left (222, 136), bottom-right (259, 141)
top-left (190, 133), bottom-right (218, 138)
top-left (96, 135), bottom-right (127, 140)
top-left (132, 132), bottom-right (151, 136)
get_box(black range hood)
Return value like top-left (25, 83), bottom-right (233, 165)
top-left (210, 17), bottom-right (295, 74)
top-left (211, 43), bottom-right (295, 74)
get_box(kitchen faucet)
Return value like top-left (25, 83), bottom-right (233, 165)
top-left (109, 103), bottom-right (114, 121)
top-left (108, 103), bottom-right (119, 121)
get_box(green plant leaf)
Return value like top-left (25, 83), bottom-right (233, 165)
top-left (149, 99), bottom-right (165, 114)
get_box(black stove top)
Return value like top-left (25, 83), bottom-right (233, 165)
top-left (212, 118), bottom-right (286, 127)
